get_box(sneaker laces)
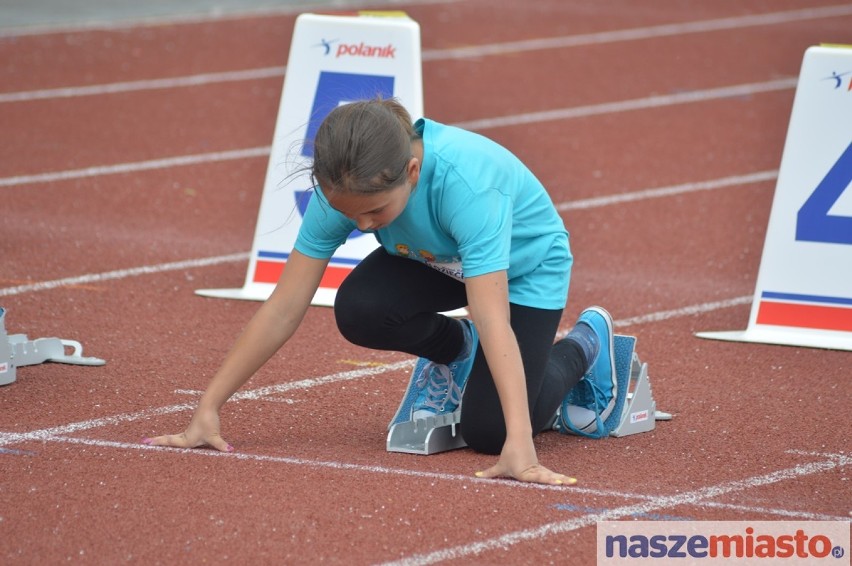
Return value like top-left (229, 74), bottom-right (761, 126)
top-left (585, 378), bottom-right (610, 413)
top-left (415, 362), bottom-right (462, 412)
top-left (576, 369), bottom-right (616, 415)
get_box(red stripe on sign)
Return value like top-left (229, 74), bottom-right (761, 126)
top-left (757, 301), bottom-right (852, 332)
top-left (319, 265), bottom-right (353, 288)
top-left (254, 260), bottom-right (284, 284)
top-left (253, 260), bottom-right (353, 288)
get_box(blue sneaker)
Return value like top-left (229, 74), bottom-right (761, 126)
top-left (558, 306), bottom-right (617, 438)
top-left (411, 319), bottom-right (478, 420)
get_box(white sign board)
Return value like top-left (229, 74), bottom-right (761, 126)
top-left (197, 12), bottom-right (423, 306)
top-left (698, 45), bottom-right (852, 350)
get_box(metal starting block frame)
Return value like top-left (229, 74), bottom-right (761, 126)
top-left (0, 308), bottom-right (105, 386)
top-left (386, 410), bottom-right (466, 455)
top-left (608, 335), bottom-right (672, 437)
top-left (387, 333), bottom-right (671, 455)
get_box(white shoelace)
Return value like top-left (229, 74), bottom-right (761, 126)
top-left (415, 362), bottom-right (462, 412)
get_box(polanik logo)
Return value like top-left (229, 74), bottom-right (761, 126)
top-left (314, 37), bottom-right (396, 59)
top-left (823, 70), bottom-right (852, 91)
top-left (315, 38), bottom-right (338, 55)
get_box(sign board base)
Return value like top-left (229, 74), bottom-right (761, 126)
top-left (696, 329), bottom-right (852, 352)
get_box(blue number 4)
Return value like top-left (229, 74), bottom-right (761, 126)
top-left (796, 141), bottom-right (852, 245)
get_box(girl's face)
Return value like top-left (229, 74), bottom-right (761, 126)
top-left (327, 183), bottom-right (412, 232)
top-left (326, 156), bottom-right (420, 232)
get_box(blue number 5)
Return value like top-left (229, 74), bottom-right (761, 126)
top-left (796, 141), bottom-right (852, 245)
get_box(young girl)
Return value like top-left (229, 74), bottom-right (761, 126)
top-left (144, 98), bottom-right (617, 486)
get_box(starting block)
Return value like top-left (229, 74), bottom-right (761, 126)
top-left (386, 356), bottom-right (468, 455)
top-left (386, 334), bottom-right (670, 455)
top-left (607, 335), bottom-right (672, 437)
top-left (0, 308), bottom-right (105, 386)
top-left (386, 410), bottom-right (466, 456)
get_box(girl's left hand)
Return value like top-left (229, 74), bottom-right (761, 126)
top-left (474, 436), bottom-right (577, 486)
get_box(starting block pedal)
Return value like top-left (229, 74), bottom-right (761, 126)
top-left (386, 333), bottom-right (671, 455)
top-left (0, 307), bottom-right (106, 387)
top-left (608, 335), bottom-right (672, 437)
top-left (386, 410), bottom-right (466, 455)
top-left (560, 334), bottom-right (671, 438)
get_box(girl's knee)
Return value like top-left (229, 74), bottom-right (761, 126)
top-left (334, 299), bottom-right (373, 345)
top-left (461, 422), bottom-right (505, 456)
top-left (334, 285), bottom-right (391, 347)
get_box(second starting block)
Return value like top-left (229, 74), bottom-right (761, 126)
top-left (608, 335), bottom-right (673, 437)
top-left (0, 307), bottom-right (106, 387)
top-left (386, 334), bottom-right (671, 455)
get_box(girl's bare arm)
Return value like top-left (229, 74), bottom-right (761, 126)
top-left (144, 250), bottom-right (328, 451)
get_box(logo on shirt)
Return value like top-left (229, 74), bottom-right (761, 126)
top-left (395, 244), bottom-right (464, 281)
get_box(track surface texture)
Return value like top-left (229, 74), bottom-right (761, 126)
top-left (1, 1), bottom-right (850, 564)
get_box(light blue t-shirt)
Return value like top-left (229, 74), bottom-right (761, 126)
top-left (294, 118), bottom-right (572, 309)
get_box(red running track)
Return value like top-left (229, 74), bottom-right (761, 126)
top-left (1, 1), bottom-right (850, 564)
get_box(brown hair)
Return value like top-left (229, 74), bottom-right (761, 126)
top-left (311, 98), bottom-right (417, 195)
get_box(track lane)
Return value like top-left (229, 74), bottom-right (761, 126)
top-left (2, 2), bottom-right (849, 564)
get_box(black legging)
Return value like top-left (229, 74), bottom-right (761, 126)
top-left (334, 248), bottom-right (585, 454)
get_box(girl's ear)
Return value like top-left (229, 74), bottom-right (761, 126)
top-left (407, 156), bottom-right (420, 188)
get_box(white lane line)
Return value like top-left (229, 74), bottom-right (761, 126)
top-left (0, 146), bottom-right (270, 188)
top-left (551, 296), bottom-right (754, 341)
top-left (698, 500), bottom-right (850, 522)
top-left (230, 359), bottom-right (415, 401)
top-left (454, 77), bottom-right (797, 132)
top-left (613, 296), bottom-right (755, 329)
top-left (786, 449), bottom-right (851, 465)
top-left (0, 360), bottom-right (413, 447)
top-left (557, 170), bottom-right (778, 211)
top-left (42, 435), bottom-right (627, 497)
top-left (0, 404), bottom-right (195, 446)
top-left (0, 77), bottom-right (791, 191)
top-left (377, 456), bottom-right (849, 566)
top-left (0, 67), bottom-right (285, 103)
top-left (0, 252), bottom-right (249, 298)
top-left (175, 388), bottom-right (300, 404)
top-left (3, 4), bottom-right (849, 103)
top-left (422, 4), bottom-right (852, 60)
top-left (35, 435), bottom-right (851, 523)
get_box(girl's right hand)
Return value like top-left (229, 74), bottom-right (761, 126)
top-left (142, 406), bottom-right (233, 452)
